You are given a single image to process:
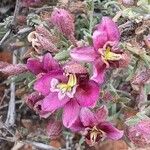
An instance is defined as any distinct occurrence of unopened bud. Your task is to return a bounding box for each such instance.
[64,61,87,74]
[121,0,137,7]
[51,8,77,46]
[47,121,62,139]
[0,63,27,75]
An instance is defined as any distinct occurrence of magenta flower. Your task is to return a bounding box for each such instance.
[34,62,100,128]
[70,17,129,83]
[27,53,61,75]
[70,106,123,145]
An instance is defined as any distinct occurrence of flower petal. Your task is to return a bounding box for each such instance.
[70,46,97,62]
[80,108,97,127]
[92,30,108,50]
[42,53,60,72]
[97,17,120,42]
[95,105,108,123]
[91,58,106,84]
[25,91,44,109]
[27,58,43,75]
[76,80,99,107]
[41,92,70,112]
[34,71,64,96]
[63,99,81,128]
[98,122,124,140]
[34,100,52,118]
[69,117,84,132]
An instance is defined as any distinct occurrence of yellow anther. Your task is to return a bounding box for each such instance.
[104,47,122,61]
[57,74,77,93]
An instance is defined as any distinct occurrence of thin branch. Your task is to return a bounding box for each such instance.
[0,0,20,46]
[25,141,59,150]
[0,89,10,106]
[12,0,21,25]
[0,100,22,110]
[5,50,17,127]
[0,30,11,46]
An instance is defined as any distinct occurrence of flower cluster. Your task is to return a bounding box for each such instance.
[25,8,129,145]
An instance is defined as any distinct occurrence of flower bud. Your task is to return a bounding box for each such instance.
[21,0,42,7]
[63,61,87,75]
[51,8,77,46]
[120,0,137,7]
[0,63,27,75]
[47,121,62,139]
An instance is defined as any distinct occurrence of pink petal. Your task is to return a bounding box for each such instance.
[34,100,52,118]
[41,92,70,112]
[80,108,97,127]
[98,122,124,140]
[25,91,44,109]
[91,59,106,84]
[34,71,63,96]
[95,105,108,123]
[63,99,81,128]
[70,46,98,62]
[42,53,60,72]
[92,30,108,50]
[69,117,84,132]
[27,58,43,75]
[76,80,99,107]
[97,17,120,42]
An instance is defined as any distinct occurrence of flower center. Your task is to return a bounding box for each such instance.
[89,126,105,144]
[50,74,78,100]
[103,47,122,61]
[56,74,77,93]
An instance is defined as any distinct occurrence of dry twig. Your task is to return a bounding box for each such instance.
[5,51,17,127]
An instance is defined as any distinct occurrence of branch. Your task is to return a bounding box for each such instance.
[5,50,17,127]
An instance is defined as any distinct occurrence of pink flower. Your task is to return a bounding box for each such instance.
[34,62,100,128]
[70,106,123,145]
[27,53,61,75]
[126,119,150,148]
[70,17,129,83]
[51,8,77,46]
